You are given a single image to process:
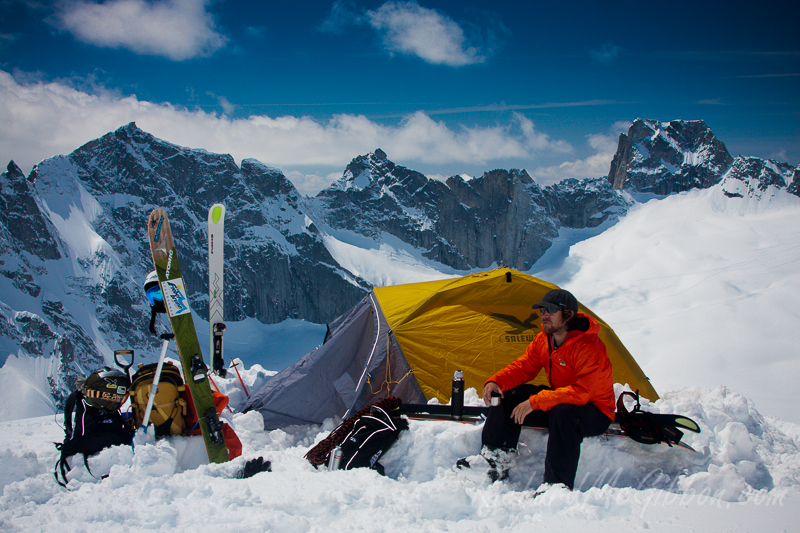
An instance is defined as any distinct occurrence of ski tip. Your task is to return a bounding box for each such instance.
[210,203,225,224]
[675,441,698,453]
[674,417,701,433]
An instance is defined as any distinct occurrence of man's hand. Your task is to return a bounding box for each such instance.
[511,399,533,424]
[482,382,503,406]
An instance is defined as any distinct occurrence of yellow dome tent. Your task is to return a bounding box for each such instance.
[245,268,657,429]
[374,268,657,404]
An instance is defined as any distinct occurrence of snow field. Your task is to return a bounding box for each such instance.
[1,377,798,532]
[544,186,800,424]
[1,170,798,530]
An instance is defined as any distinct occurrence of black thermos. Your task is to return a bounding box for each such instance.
[451,370,464,420]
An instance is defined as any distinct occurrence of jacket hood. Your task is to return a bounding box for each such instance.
[564,312,600,338]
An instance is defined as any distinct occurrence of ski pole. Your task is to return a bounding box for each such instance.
[230,358,249,398]
[141,333,174,430]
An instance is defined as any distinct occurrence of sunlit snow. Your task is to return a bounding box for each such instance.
[1,181,798,531]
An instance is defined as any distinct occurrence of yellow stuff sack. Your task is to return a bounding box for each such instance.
[130,361,187,436]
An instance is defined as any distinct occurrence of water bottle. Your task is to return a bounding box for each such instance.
[328,446,343,470]
[451,370,464,420]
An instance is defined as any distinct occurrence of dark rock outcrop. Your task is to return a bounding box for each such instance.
[608,119,734,194]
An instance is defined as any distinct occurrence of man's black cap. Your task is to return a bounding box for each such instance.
[532,289,579,313]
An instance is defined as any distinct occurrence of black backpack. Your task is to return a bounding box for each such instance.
[339,405,409,475]
[616,390,692,447]
[54,390,133,487]
[304,397,402,467]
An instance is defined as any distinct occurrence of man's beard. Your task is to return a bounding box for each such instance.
[542,320,566,336]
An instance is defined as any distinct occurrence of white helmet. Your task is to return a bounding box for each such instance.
[143,271,163,308]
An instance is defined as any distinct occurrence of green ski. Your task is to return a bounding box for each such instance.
[147,207,229,464]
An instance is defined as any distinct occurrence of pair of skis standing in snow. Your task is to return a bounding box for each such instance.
[135,204,239,463]
[57,206,248,486]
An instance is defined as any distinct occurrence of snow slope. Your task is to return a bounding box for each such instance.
[0,180,798,531]
[537,184,800,423]
[1,380,798,532]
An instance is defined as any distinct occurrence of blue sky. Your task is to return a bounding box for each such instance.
[1,0,798,194]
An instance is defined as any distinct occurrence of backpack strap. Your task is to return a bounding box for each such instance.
[149,306,159,335]
[55,390,83,486]
[54,447,106,488]
[54,453,70,488]
[339,405,408,473]
[54,397,133,487]
[63,390,82,441]
[615,390,639,419]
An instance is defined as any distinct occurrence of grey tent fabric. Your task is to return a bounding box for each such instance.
[243,293,426,430]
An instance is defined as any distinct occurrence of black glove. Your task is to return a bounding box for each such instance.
[237,456,272,479]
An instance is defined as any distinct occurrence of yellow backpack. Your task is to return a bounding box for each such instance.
[130,361,188,436]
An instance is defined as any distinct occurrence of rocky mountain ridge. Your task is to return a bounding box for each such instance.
[608,119,735,194]
[0,119,797,410]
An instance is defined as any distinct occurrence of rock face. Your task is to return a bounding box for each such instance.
[1,161,62,262]
[1,120,796,411]
[789,168,800,197]
[718,156,800,201]
[608,119,735,194]
[0,123,371,405]
[62,124,371,324]
[318,153,627,271]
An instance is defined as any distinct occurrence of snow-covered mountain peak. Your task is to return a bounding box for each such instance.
[715,155,800,209]
[3,160,25,181]
[609,118,735,194]
[332,148,428,194]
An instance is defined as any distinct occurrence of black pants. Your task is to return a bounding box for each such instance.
[482,384,612,489]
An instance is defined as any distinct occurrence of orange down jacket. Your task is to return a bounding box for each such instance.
[486,313,616,421]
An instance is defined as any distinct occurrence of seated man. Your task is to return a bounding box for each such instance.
[461,289,615,490]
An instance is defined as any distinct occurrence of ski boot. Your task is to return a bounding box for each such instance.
[455,446,515,482]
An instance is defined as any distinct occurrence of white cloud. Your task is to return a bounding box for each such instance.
[285,170,343,194]
[532,129,624,184]
[516,114,573,153]
[54,0,228,61]
[206,92,235,116]
[611,120,632,135]
[243,26,267,39]
[770,148,788,162]
[0,33,18,55]
[319,1,508,67]
[698,98,725,105]
[366,1,484,66]
[0,70,573,195]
